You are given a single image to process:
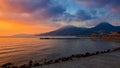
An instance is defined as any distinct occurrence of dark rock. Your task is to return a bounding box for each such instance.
[33,63,42,67]
[1,62,13,68]
[19,64,27,68]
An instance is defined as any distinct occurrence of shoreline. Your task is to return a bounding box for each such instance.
[35,48,120,68]
[1,47,120,68]
[40,37,120,40]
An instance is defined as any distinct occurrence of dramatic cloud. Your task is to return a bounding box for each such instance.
[0,0,120,27]
[0,0,52,12]
[76,0,120,13]
[0,0,67,23]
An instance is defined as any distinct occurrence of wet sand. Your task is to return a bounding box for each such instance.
[34,49,120,68]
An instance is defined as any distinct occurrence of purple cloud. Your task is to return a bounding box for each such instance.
[76,0,120,13]
[2,0,51,13]
[0,0,119,27]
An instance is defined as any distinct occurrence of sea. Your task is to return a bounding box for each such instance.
[0,37,120,66]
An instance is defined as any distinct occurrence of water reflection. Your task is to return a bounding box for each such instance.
[0,38,120,65]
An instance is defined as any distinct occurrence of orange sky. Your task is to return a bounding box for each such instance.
[0,1,59,36]
[0,0,120,36]
[0,19,57,36]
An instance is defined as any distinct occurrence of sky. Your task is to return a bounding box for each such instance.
[0,0,120,36]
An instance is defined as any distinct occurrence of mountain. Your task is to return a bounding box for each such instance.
[38,26,88,36]
[13,34,34,37]
[37,22,120,36]
[89,22,120,34]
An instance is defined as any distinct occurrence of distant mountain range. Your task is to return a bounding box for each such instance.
[37,22,120,36]
[13,34,34,37]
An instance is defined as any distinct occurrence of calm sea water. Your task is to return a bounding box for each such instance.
[0,37,120,65]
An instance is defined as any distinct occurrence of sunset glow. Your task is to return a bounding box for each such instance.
[0,20,57,36]
[0,0,120,67]
[0,0,120,36]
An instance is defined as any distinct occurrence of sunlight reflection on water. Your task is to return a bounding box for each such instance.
[0,37,120,65]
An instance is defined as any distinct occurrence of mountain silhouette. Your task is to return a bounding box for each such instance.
[90,22,120,34]
[38,25,88,36]
[37,22,120,36]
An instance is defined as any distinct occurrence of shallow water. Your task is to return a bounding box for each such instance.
[0,37,120,65]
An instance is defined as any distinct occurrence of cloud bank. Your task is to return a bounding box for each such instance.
[0,0,120,27]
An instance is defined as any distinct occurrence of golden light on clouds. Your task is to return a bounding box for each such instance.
[0,0,118,36]
[0,1,59,36]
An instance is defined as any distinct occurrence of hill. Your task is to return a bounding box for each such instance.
[37,22,120,36]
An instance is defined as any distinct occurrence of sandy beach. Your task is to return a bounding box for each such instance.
[34,49,120,68]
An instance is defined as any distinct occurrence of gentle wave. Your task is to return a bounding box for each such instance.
[0,38,120,65]
[0,49,25,55]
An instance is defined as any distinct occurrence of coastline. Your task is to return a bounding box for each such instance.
[34,48,120,68]
[1,47,120,68]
